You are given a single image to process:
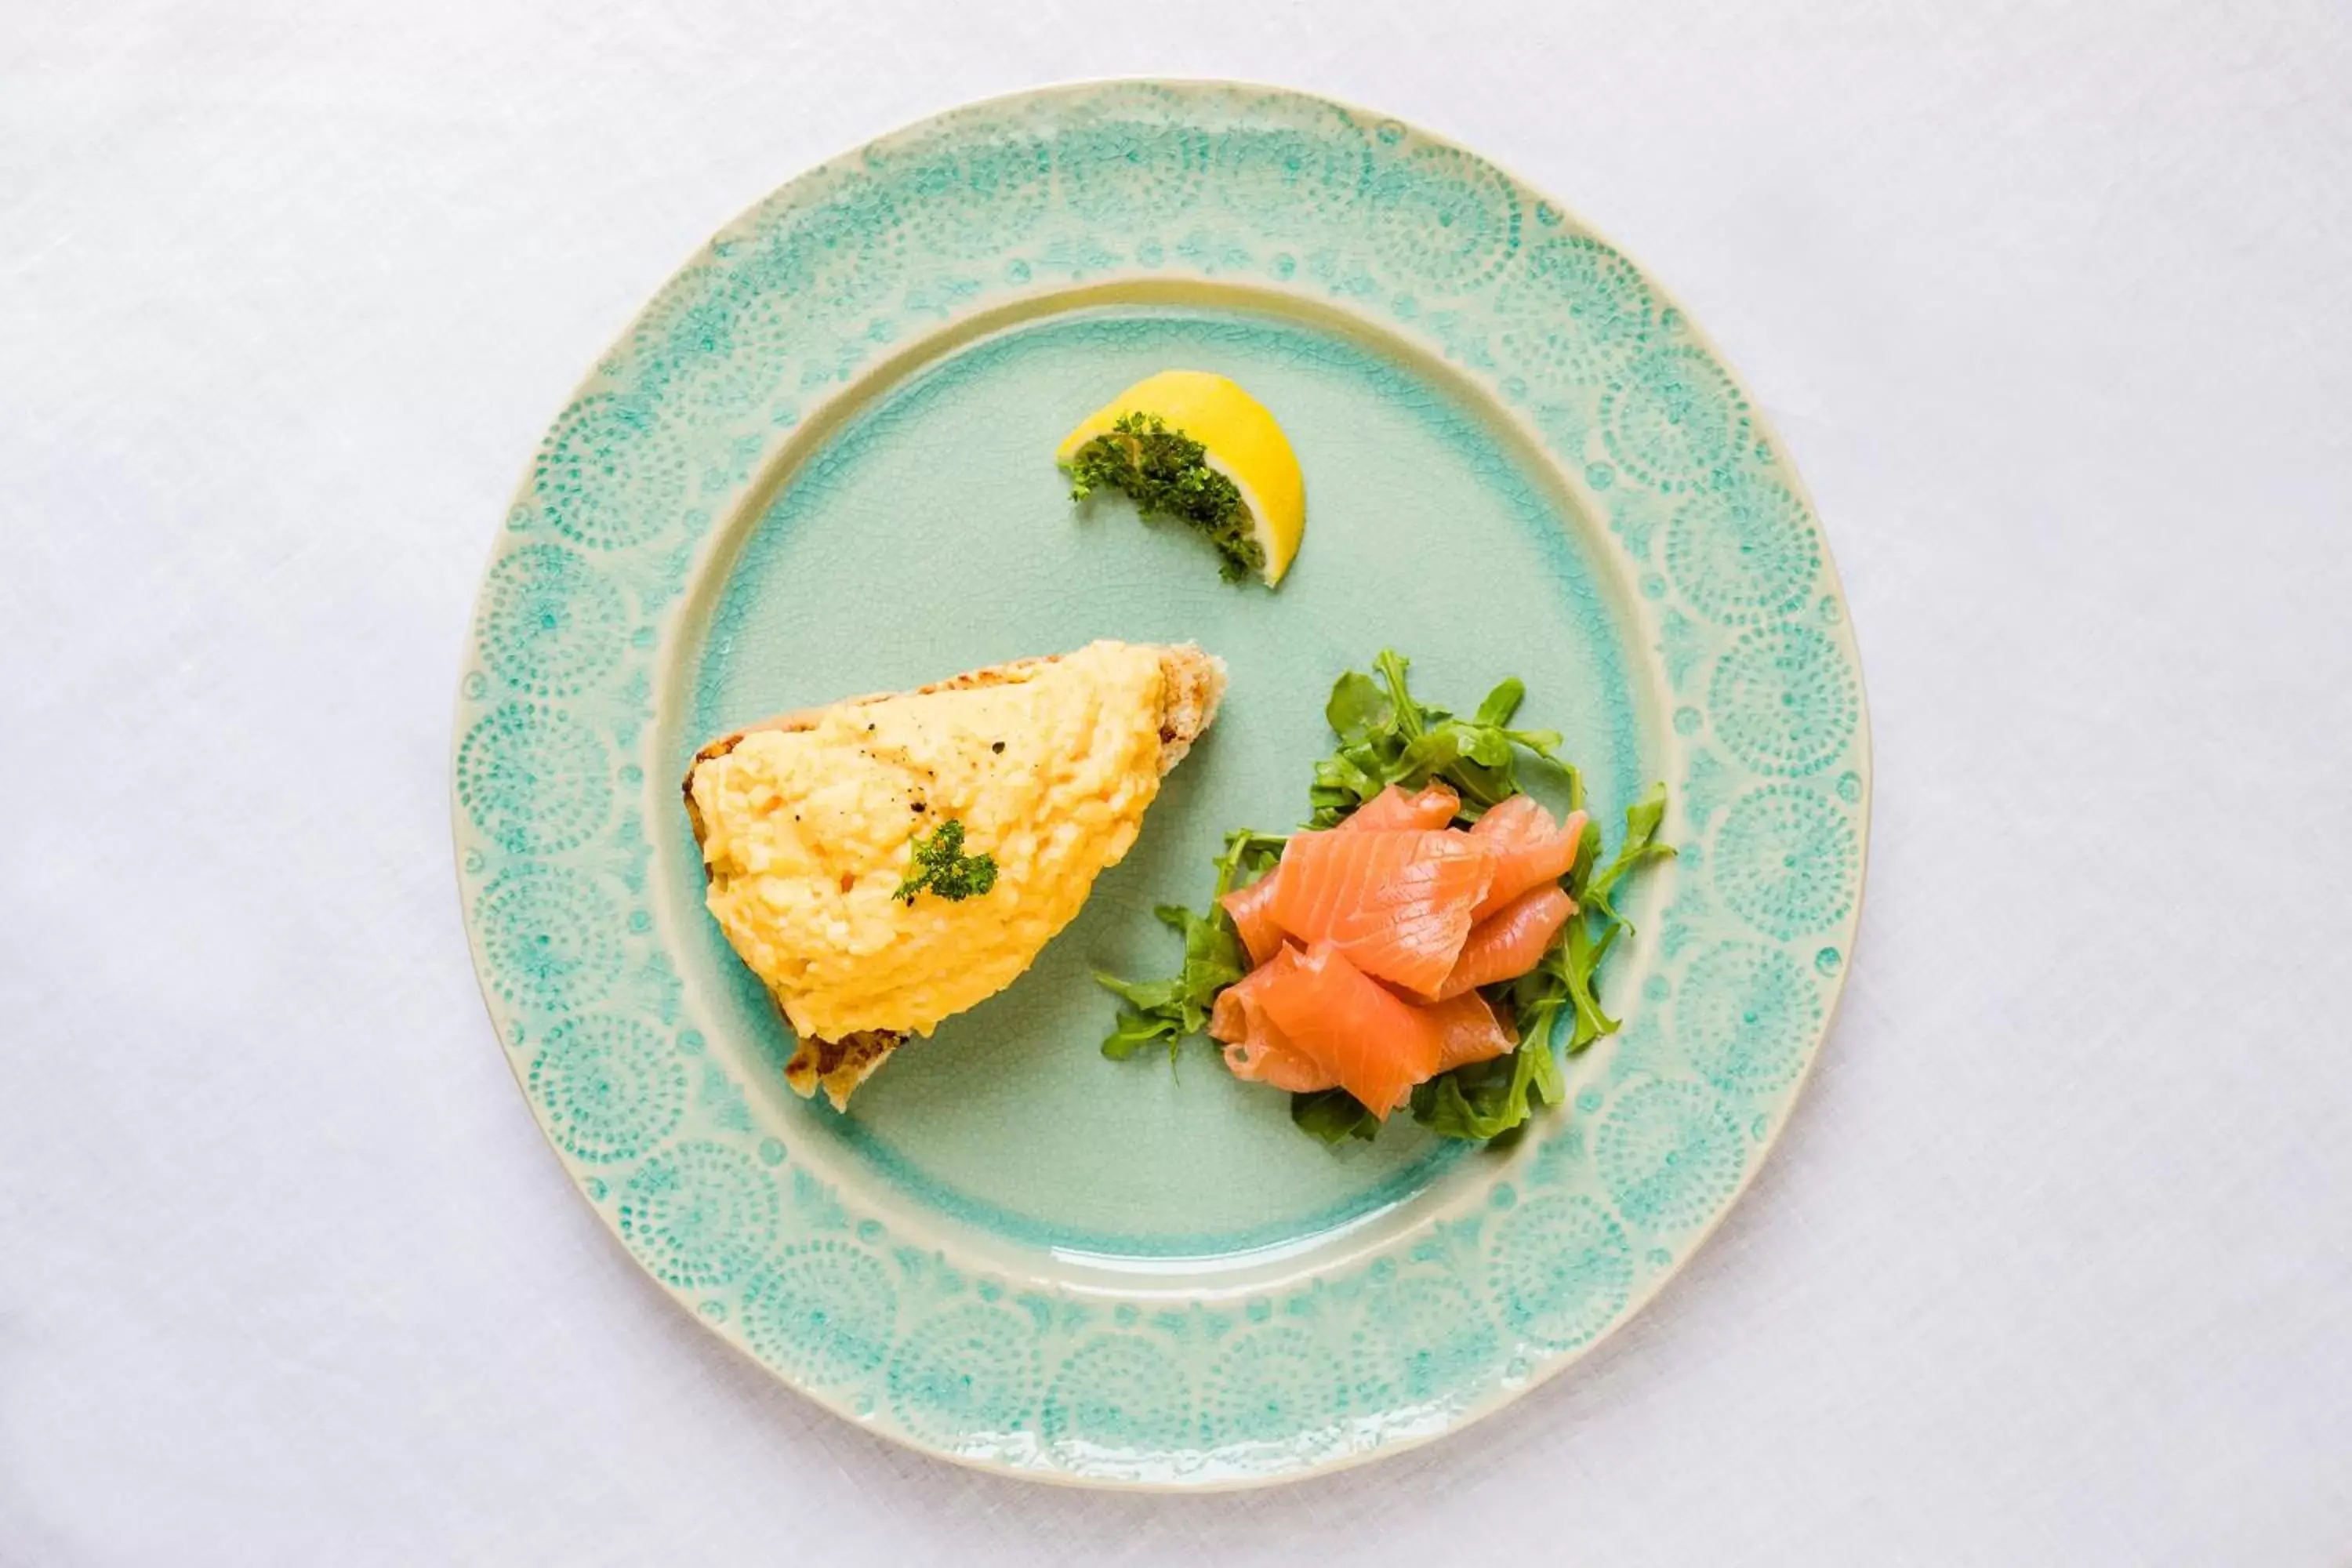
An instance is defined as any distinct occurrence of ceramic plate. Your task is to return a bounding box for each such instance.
[452,81,1868,1489]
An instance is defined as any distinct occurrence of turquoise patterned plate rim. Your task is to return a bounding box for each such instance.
[452,79,1870,1490]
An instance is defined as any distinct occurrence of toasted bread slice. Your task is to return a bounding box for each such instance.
[684,642,1225,1109]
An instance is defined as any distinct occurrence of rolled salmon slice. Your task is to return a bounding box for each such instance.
[1469,795,1587,920]
[1251,942,1445,1118]
[1214,950,1517,1107]
[1210,948,1336,1092]
[1269,829,1497,996]
[1436,884,1577,999]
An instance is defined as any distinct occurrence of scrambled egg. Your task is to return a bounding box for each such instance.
[688,641,1169,1041]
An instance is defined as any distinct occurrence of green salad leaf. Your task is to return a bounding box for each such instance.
[1094,829,1284,1064]
[1308,650,1578,826]
[1096,651,1674,1145]
[1290,1087,1381,1143]
[1409,1038,1564,1142]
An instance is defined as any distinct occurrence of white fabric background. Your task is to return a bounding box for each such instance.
[5,2,2349,1562]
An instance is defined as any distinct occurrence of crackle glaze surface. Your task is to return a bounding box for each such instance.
[453,82,1868,1488]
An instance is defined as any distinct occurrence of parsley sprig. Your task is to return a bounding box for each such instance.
[1065,412,1265,583]
[895,819,997,905]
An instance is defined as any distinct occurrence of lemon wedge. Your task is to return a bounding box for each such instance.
[1055,370,1305,586]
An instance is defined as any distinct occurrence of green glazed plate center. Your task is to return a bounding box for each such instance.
[673,292,1653,1261]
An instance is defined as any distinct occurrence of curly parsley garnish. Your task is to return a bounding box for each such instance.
[1065,412,1265,583]
[895,818,997,905]
[1096,650,1674,1147]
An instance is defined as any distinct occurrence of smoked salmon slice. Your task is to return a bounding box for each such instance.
[1468,795,1587,920]
[1219,783,1462,966]
[1421,988,1518,1069]
[1341,780,1461,833]
[1437,884,1577,999]
[1251,942,1444,1117]
[1221,872,1287,968]
[1210,949,1334,1092]
[1214,952,1516,1095]
[1269,829,1497,996]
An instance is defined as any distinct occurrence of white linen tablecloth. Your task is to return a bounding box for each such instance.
[5,2,2348,1561]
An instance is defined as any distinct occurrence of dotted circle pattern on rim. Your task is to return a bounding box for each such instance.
[1489,1194,1635,1352]
[473,864,625,1016]
[1596,1081,1749,1235]
[1366,143,1522,295]
[1200,1325,1354,1453]
[474,543,630,698]
[1042,1334,1196,1457]
[1210,96,1373,238]
[1714,785,1863,940]
[1664,470,1821,625]
[741,1243,899,1390]
[1708,625,1863,777]
[1365,1274,1501,1410]
[615,1142,782,1292]
[887,1304,1041,1452]
[1055,87,1210,225]
[1602,345,1752,494]
[887,117,1055,262]
[1677,942,1826,1098]
[528,1014,689,1164]
[630,264,798,420]
[1494,234,1656,390]
[529,393,690,552]
[455,702,613,856]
